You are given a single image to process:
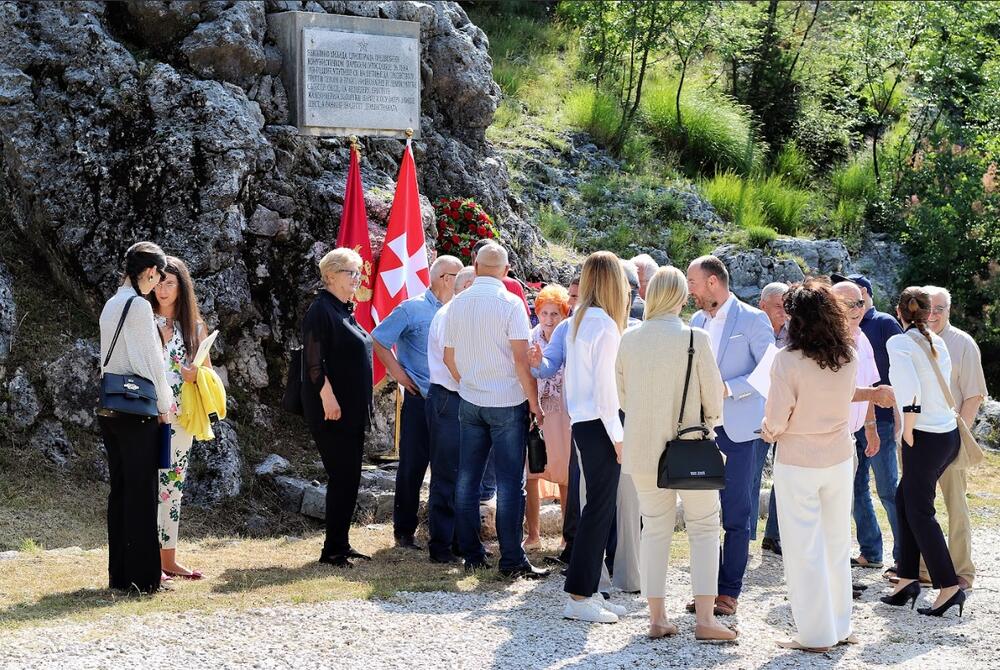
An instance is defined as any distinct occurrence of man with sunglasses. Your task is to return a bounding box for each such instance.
[832,273,902,577]
[373,254,464,552]
[919,286,988,591]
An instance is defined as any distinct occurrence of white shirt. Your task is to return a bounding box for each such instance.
[887,330,958,433]
[427,301,459,393]
[564,307,624,442]
[849,330,880,433]
[705,293,736,357]
[443,276,531,407]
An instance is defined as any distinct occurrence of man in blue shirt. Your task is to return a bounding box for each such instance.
[373,255,464,550]
[833,272,902,574]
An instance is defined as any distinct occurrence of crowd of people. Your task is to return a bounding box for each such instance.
[97,237,988,652]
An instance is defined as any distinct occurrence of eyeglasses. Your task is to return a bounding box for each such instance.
[930,306,949,314]
[442,272,459,279]
[338,270,362,279]
[842,299,865,310]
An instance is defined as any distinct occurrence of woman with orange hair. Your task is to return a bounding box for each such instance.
[524,284,573,550]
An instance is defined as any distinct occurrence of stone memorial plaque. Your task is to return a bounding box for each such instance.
[268,12,421,138]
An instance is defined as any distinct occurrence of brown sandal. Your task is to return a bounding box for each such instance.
[777,638,831,653]
[713,595,738,616]
[695,623,739,643]
[647,622,679,639]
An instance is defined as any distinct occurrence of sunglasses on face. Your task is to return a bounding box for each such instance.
[842,299,865,310]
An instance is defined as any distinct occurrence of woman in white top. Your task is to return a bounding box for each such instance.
[880,287,965,617]
[98,241,173,594]
[561,251,630,624]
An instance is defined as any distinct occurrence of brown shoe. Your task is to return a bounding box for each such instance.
[714,595,738,616]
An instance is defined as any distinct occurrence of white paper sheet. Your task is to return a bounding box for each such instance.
[192,330,219,367]
[746,343,780,398]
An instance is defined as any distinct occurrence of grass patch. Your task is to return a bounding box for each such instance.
[564,86,620,147]
[700,172,813,236]
[772,141,811,186]
[643,77,764,176]
[745,224,779,248]
[537,205,573,243]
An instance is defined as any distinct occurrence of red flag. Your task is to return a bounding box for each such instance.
[336,144,381,382]
[371,139,430,346]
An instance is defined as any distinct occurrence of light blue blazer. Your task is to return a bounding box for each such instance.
[691,297,775,443]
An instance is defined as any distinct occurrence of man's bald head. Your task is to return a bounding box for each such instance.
[832,281,864,332]
[474,243,509,278]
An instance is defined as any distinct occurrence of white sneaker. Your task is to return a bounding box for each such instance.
[598,596,628,617]
[563,596,619,623]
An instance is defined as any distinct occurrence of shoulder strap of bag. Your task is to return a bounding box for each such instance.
[676,328,695,428]
[103,295,139,370]
[906,330,959,412]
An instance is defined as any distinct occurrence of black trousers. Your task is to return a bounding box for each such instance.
[564,419,620,597]
[99,414,162,593]
[314,422,365,558]
[897,428,960,588]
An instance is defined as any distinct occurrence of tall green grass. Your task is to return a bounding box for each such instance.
[701,172,812,235]
[564,86,620,147]
[643,77,765,176]
[773,141,811,186]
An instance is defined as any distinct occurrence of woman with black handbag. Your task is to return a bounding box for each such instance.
[615,266,734,642]
[97,241,173,594]
[761,280,858,652]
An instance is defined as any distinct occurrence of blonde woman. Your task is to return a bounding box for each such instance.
[301,247,374,568]
[525,284,572,550]
[616,267,736,641]
[562,251,630,623]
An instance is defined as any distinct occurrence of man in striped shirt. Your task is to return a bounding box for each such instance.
[444,243,548,579]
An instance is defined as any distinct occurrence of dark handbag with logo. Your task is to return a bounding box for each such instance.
[282,346,304,416]
[657,329,726,491]
[99,296,159,417]
[527,421,547,474]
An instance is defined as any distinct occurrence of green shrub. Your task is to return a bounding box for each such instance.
[493,98,521,129]
[773,141,811,186]
[564,86,619,146]
[621,131,653,171]
[643,78,764,176]
[745,224,778,248]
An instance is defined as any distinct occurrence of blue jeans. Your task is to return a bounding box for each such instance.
[425,385,461,560]
[455,400,529,570]
[750,439,779,541]
[717,427,755,599]
[853,418,900,565]
[393,390,430,540]
[480,451,497,501]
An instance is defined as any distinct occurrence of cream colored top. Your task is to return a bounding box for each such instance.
[762,347,858,468]
[615,314,724,476]
[940,325,989,407]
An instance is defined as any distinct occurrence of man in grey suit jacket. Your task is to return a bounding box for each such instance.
[687,256,775,615]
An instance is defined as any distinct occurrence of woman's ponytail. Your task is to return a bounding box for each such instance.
[899,288,936,358]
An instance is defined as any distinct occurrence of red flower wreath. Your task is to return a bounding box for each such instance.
[433,197,499,257]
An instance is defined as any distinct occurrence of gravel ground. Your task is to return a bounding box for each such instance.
[2,527,998,670]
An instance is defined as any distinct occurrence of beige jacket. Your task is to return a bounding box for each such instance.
[616,314,724,476]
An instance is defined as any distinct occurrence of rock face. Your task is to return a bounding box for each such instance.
[0,1,547,497]
[29,420,74,468]
[974,399,1000,452]
[7,367,40,429]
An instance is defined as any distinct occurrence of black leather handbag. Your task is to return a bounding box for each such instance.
[527,421,547,474]
[657,329,726,491]
[281,346,304,416]
[99,296,159,417]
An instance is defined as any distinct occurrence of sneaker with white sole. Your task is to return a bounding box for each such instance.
[563,596,619,623]
[599,597,627,617]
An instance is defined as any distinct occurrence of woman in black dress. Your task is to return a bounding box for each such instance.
[301,247,374,568]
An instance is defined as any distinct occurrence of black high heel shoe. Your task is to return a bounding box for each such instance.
[917,588,966,617]
[880,580,920,609]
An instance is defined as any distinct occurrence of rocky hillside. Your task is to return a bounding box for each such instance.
[0,0,562,536]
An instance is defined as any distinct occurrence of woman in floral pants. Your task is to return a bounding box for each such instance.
[150,256,210,580]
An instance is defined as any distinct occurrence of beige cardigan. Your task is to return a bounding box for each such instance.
[615,314,724,476]
[761,348,858,468]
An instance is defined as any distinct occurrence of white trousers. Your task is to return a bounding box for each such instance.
[632,473,721,598]
[613,472,641,592]
[774,457,854,648]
